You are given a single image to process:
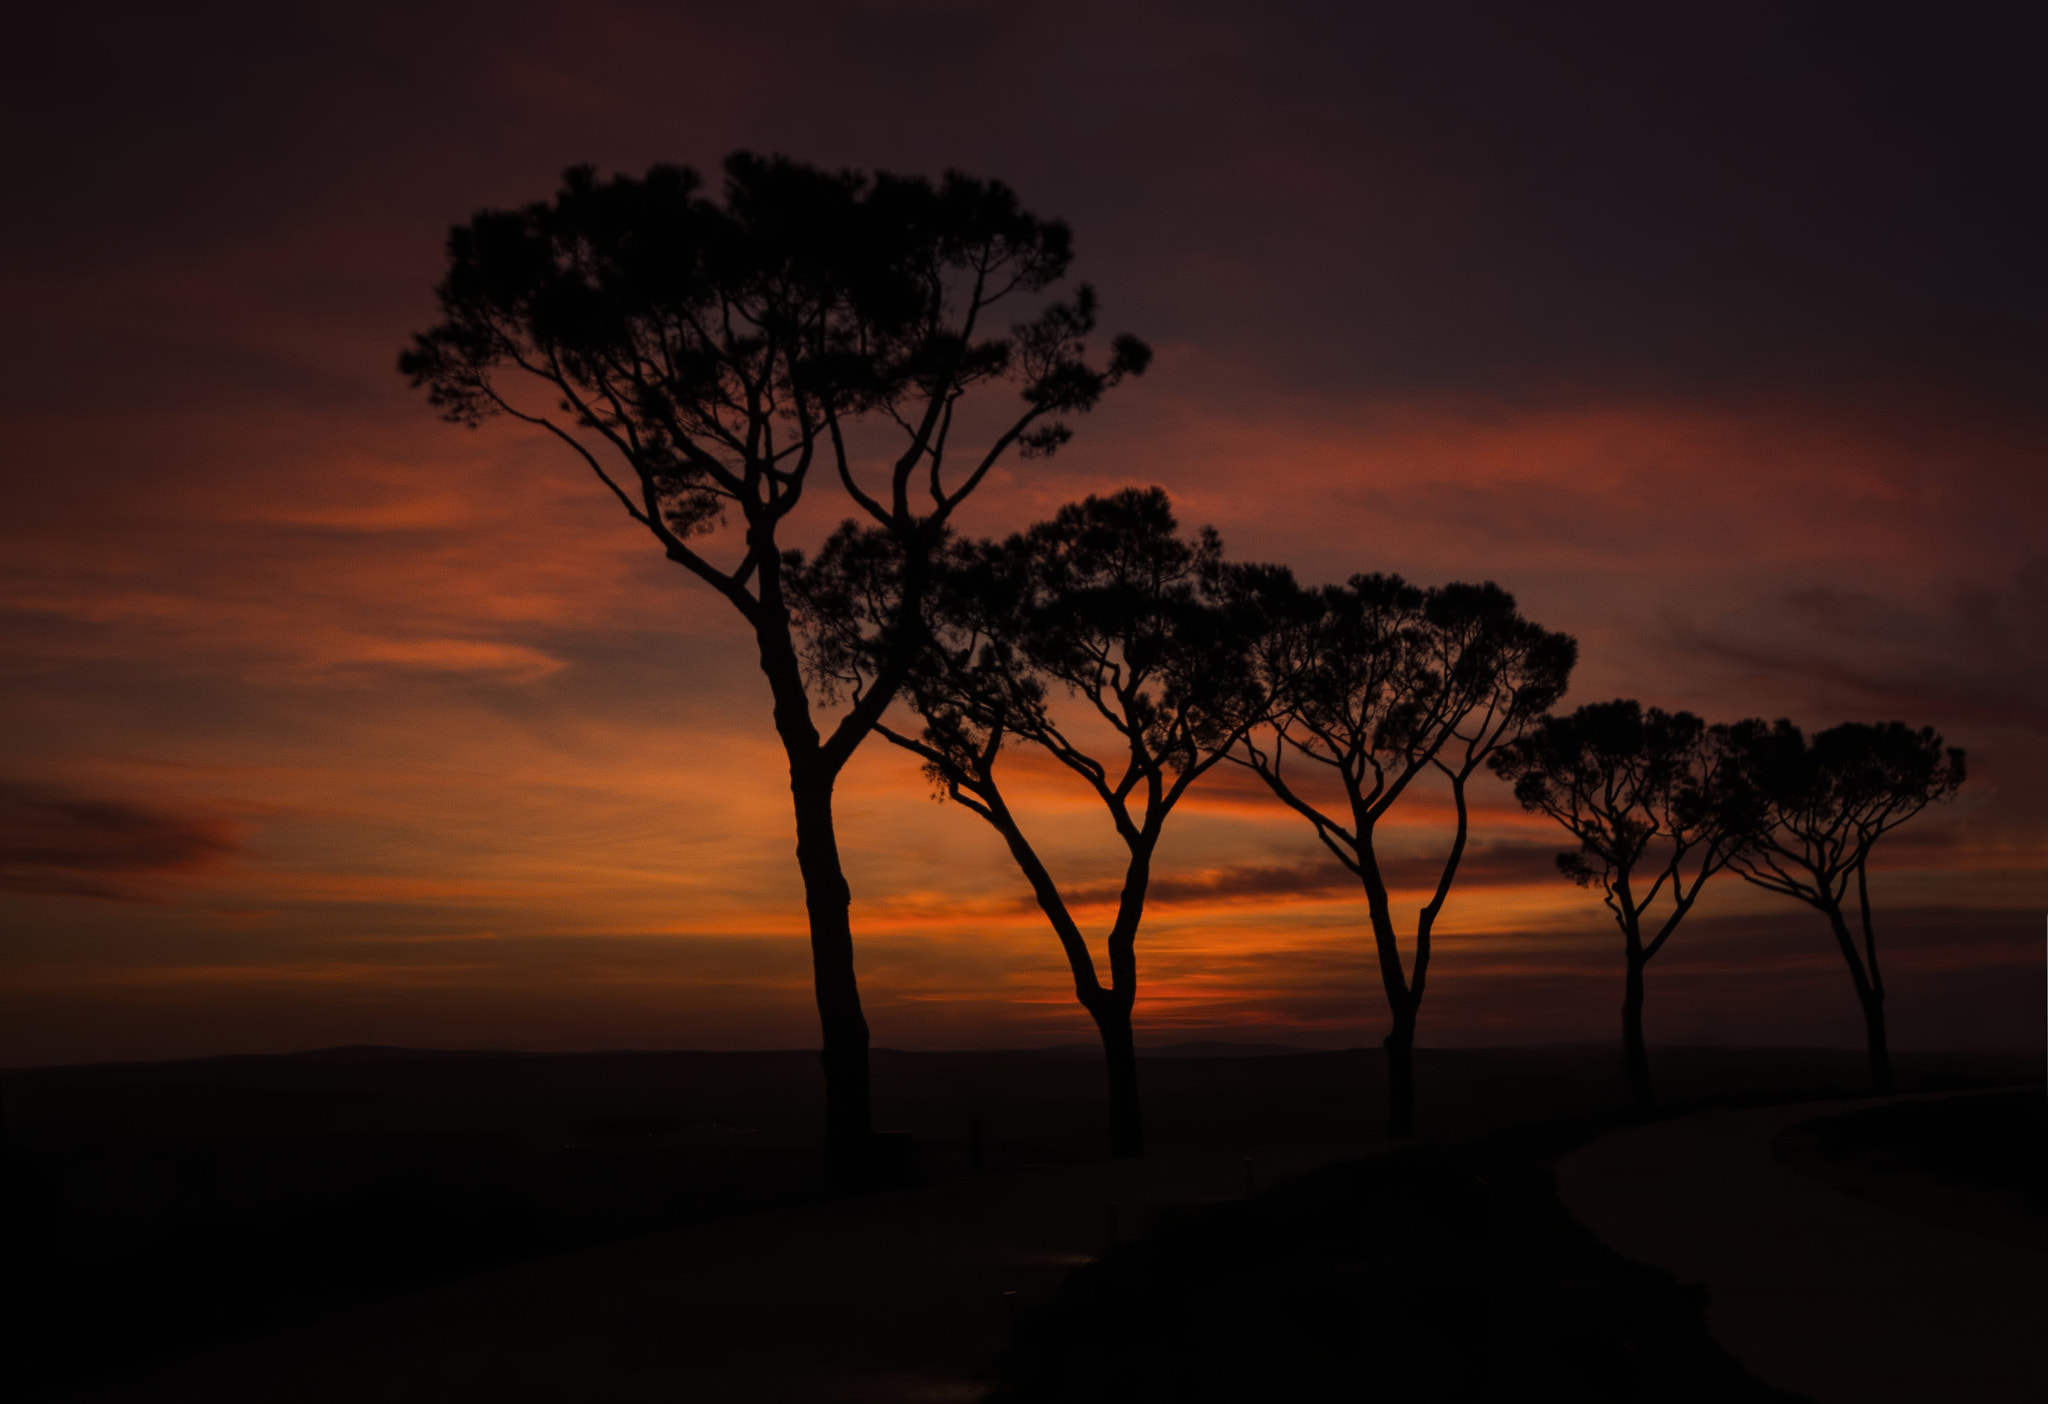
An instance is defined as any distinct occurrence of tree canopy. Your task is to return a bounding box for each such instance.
[1732,721,1966,908]
[1493,702,1763,930]
[401,154,1148,626]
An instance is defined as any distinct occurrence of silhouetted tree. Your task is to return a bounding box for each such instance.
[1730,721,1965,1092]
[1491,702,1765,1110]
[401,155,1147,1185]
[1238,577,1575,1137]
[795,489,1306,1157]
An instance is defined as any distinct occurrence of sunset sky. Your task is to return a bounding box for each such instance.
[4,1,2042,1065]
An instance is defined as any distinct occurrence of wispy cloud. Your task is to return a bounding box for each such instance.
[1665,554,2048,733]
[1050,842,1566,911]
[0,783,240,901]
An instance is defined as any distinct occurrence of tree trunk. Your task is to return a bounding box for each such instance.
[976,795,1149,1161]
[1853,864,1892,1094]
[1820,902,1889,1098]
[1385,1005,1417,1138]
[790,769,872,1188]
[1862,989,1892,1094]
[1355,852,1419,1139]
[1621,953,1652,1112]
[1091,1002,1144,1158]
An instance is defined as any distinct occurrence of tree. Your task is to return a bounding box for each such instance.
[1238,577,1575,1137]
[1729,720,1965,1092]
[1491,702,1764,1110]
[795,489,1305,1157]
[400,155,1148,1186]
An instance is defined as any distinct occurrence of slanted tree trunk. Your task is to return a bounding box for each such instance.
[1621,948,1652,1111]
[976,796,1153,1161]
[1091,851,1150,1160]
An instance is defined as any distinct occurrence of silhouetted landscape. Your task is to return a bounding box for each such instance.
[5,1044,2039,1400]
[6,4,2044,1401]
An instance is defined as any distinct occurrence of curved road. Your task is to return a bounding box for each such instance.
[1557,1097,2047,1404]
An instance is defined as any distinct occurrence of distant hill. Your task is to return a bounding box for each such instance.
[1140,1041,1322,1058]
[1000,1040,1322,1060]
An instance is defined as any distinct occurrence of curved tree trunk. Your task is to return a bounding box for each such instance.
[790,768,872,1189]
[1621,952,1652,1111]
[975,793,1151,1161]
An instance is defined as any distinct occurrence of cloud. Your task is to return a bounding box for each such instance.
[1667,554,2048,734]
[0,784,240,901]
[1051,842,1566,911]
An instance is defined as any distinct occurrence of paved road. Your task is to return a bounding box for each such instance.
[1557,1097,2048,1404]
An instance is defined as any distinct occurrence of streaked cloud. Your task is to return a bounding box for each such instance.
[0,784,240,901]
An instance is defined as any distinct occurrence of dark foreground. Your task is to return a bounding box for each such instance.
[1772,1089,2048,1250]
[998,1120,1798,1403]
[2,1044,2033,1401]
[1561,1093,2047,1403]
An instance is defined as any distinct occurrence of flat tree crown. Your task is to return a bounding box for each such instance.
[400,153,1151,550]
[1732,719,1966,888]
[1280,575,1576,772]
[792,488,1294,796]
[1490,701,1767,889]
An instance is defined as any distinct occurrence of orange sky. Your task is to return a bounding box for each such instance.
[4,2,2043,1064]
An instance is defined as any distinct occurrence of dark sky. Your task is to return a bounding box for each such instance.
[3,1,2042,1063]
[10,2,2043,401]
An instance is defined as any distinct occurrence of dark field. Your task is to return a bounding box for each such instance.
[2,1044,2034,1401]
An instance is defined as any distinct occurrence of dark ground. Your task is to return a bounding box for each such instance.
[1771,1088,2048,1251]
[995,1122,1800,1403]
[1560,1093,2048,1403]
[1,1044,2033,1401]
